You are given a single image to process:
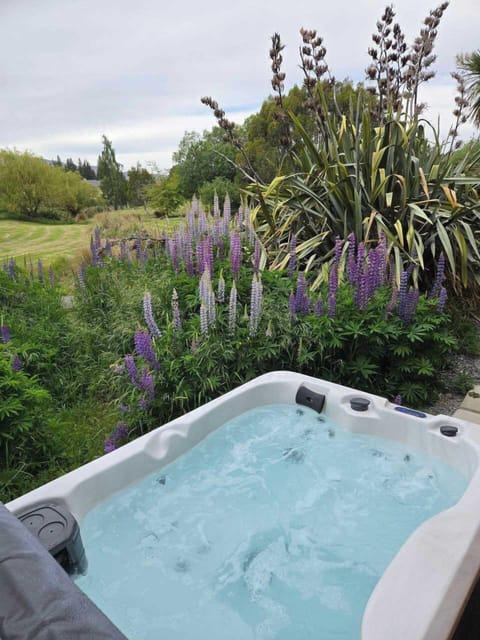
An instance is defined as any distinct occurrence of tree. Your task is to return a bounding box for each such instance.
[127,164,155,207]
[457,50,480,127]
[64,157,77,172]
[97,135,127,209]
[57,171,103,215]
[78,160,96,180]
[173,128,237,199]
[147,169,185,214]
[0,151,61,217]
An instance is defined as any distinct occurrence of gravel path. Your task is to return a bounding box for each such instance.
[426,319,480,416]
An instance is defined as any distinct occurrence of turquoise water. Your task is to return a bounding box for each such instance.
[75,404,467,639]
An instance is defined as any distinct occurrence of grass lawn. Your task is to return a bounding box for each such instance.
[0,208,181,266]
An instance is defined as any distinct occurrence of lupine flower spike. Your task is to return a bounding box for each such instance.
[143,292,162,338]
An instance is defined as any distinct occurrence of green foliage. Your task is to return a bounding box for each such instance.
[58,171,103,215]
[200,8,480,292]
[173,128,237,198]
[199,177,240,210]
[147,170,186,214]
[0,150,62,217]
[251,107,480,290]
[457,50,480,127]
[97,135,128,209]
[0,150,101,218]
[127,164,155,207]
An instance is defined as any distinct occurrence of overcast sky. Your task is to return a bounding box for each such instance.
[0,0,478,171]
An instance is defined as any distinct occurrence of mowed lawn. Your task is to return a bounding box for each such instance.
[0,209,180,265]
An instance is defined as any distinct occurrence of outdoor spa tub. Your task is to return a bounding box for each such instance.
[5,371,480,639]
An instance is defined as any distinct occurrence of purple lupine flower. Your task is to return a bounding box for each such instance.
[125,354,139,387]
[114,422,129,439]
[118,404,130,412]
[228,282,237,334]
[199,268,211,305]
[134,330,160,369]
[172,288,182,330]
[430,253,446,298]
[195,238,204,275]
[327,293,337,318]
[358,271,369,311]
[377,233,387,286]
[437,287,447,312]
[230,232,241,278]
[393,394,402,405]
[49,265,55,285]
[386,287,399,313]
[353,242,365,307]
[334,235,342,267]
[295,272,307,312]
[139,366,154,402]
[328,266,338,318]
[198,206,208,235]
[77,262,86,290]
[3,259,16,280]
[143,292,162,338]
[404,289,420,323]
[37,259,44,283]
[1,325,11,344]
[204,235,214,278]
[253,238,262,275]
[288,234,297,277]
[249,275,263,336]
[223,194,231,236]
[398,271,409,321]
[169,236,179,272]
[315,298,324,316]
[346,233,357,284]
[184,230,194,276]
[12,354,22,372]
[217,273,225,302]
[207,287,216,327]
[94,226,102,251]
[289,292,296,322]
[300,296,311,316]
[90,236,98,266]
[104,438,116,453]
[200,303,209,335]
[105,238,112,257]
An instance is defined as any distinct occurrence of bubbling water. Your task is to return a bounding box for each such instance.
[76,404,467,639]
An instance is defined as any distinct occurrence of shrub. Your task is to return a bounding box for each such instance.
[202,5,480,292]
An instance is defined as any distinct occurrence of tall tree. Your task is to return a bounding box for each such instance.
[172,128,237,199]
[79,160,96,180]
[457,50,480,127]
[97,135,127,209]
[127,163,155,207]
[64,157,77,172]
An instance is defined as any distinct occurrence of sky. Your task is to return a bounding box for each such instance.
[0,0,478,171]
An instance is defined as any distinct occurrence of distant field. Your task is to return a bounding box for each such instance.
[0,209,180,265]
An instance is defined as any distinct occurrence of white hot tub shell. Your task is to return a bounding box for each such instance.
[6,371,480,640]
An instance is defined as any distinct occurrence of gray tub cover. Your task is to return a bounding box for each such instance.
[0,503,127,640]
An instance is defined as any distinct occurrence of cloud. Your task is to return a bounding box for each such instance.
[0,0,477,169]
